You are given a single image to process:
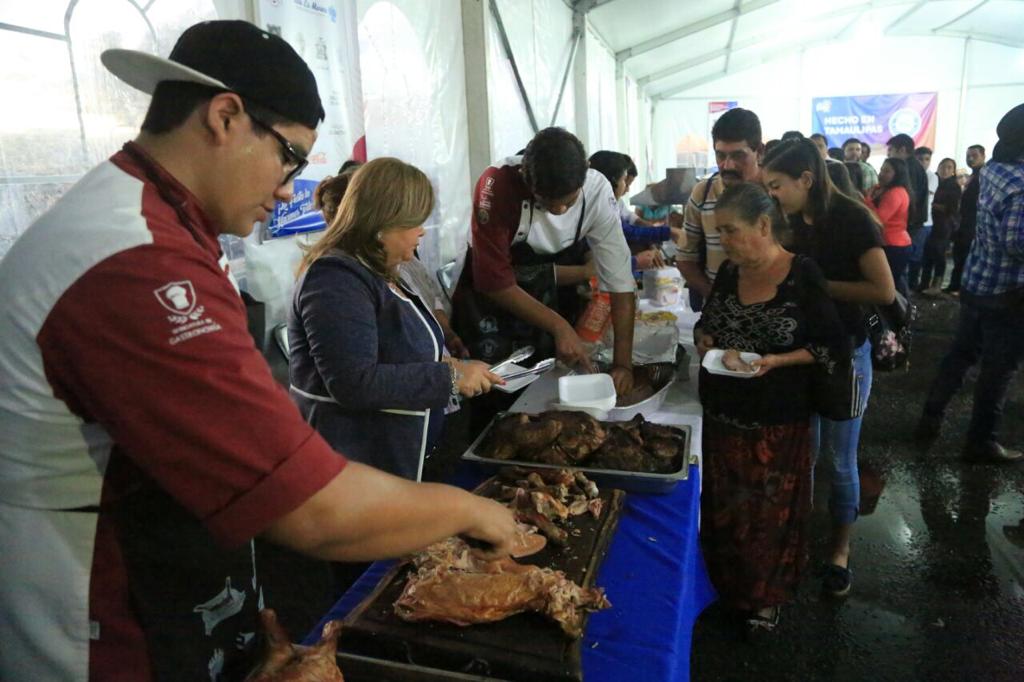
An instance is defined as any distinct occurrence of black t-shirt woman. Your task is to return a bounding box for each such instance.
[761,138,896,599]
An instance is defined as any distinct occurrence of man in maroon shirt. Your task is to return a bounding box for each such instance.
[0,21,515,681]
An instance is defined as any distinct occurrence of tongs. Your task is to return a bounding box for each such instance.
[489,345,535,374]
[496,357,556,381]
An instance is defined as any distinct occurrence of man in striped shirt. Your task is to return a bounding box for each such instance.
[916,103,1024,463]
[675,108,764,311]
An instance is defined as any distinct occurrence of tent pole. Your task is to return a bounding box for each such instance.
[488,0,540,134]
[955,37,971,159]
[551,26,582,127]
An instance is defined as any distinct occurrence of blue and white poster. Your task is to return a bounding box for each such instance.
[256,0,365,239]
[812,92,937,151]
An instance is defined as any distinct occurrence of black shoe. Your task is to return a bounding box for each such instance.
[962,442,1024,463]
[914,413,942,443]
[820,563,852,597]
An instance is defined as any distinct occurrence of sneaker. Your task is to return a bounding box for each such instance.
[821,563,852,597]
[962,442,1024,463]
[914,413,942,443]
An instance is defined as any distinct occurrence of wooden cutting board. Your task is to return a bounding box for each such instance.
[337,481,626,682]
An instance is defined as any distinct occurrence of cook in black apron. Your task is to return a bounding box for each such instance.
[452,196,589,365]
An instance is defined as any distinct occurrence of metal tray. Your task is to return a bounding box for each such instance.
[461,412,690,494]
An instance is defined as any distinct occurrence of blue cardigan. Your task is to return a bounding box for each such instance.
[288,252,450,480]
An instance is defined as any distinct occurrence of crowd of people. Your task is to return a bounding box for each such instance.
[0,19,1021,680]
[682,106,1024,637]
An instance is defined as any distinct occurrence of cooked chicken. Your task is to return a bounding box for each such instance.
[395,564,609,638]
[616,383,654,407]
[589,426,648,471]
[644,438,679,473]
[546,411,606,461]
[574,472,600,499]
[510,529,548,558]
[245,610,344,682]
[722,348,756,373]
[486,413,563,460]
[515,509,568,546]
[532,444,573,466]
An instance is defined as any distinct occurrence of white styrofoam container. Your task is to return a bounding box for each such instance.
[557,374,617,410]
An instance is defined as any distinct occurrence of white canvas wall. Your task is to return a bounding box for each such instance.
[485,0,577,159]
[357,0,472,275]
[585,25,619,155]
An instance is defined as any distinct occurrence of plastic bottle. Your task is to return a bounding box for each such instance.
[575,277,612,342]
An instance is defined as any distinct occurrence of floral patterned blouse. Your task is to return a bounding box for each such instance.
[697,255,846,429]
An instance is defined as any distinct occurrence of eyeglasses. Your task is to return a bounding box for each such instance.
[248,111,309,185]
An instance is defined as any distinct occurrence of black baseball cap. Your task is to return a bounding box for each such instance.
[101,20,325,129]
[993,103,1024,163]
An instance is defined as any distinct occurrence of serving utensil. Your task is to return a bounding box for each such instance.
[489,345,535,374]
[497,357,555,381]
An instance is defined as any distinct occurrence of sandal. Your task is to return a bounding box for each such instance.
[744,606,780,639]
[821,563,853,597]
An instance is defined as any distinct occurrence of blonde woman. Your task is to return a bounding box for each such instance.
[289,158,502,480]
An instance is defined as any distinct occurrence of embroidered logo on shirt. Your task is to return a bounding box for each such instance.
[477,208,490,224]
[154,280,222,344]
[154,280,198,316]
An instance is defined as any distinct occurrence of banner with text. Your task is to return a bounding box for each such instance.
[812,92,937,152]
[256,0,364,239]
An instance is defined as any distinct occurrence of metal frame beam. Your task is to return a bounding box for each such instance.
[931,29,1024,49]
[637,47,731,87]
[884,0,929,33]
[615,0,779,63]
[722,0,742,73]
[651,9,864,100]
[0,22,66,41]
[573,0,628,13]
[933,0,990,32]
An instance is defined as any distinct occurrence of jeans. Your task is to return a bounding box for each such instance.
[883,244,912,299]
[688,287,704,313]
[811,340,873,525]
[907,224,930,290]
[920,234,950,289]
[947,235,973,291]
[923,299,1024,447]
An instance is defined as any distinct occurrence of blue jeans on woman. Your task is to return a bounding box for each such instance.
[883,244,912,299]
[810,339,873,525]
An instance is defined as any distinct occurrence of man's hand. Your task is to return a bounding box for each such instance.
[634,249,666,270]
[462,496,518,560]
[445,332,470,359]
[610,365,634,396]
[554,324,596,372]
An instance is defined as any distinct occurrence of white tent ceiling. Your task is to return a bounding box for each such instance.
[578,0,1024,99]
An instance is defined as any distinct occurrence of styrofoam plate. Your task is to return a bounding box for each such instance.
[701,349,762,378]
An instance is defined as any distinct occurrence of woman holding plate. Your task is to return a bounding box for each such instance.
[694,182,845,636]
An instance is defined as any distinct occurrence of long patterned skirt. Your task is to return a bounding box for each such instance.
[700,416,813,611]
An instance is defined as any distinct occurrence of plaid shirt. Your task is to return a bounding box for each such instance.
[963,161,1024,297]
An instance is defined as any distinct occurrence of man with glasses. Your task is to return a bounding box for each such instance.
[676,107,764,311]
[0,20,516,681]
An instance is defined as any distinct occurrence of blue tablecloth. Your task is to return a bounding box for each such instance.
[306,464,716,681]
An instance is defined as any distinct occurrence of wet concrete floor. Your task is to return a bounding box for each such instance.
[691,293,1024,682]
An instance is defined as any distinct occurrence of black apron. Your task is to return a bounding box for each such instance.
[452,196,588,364]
